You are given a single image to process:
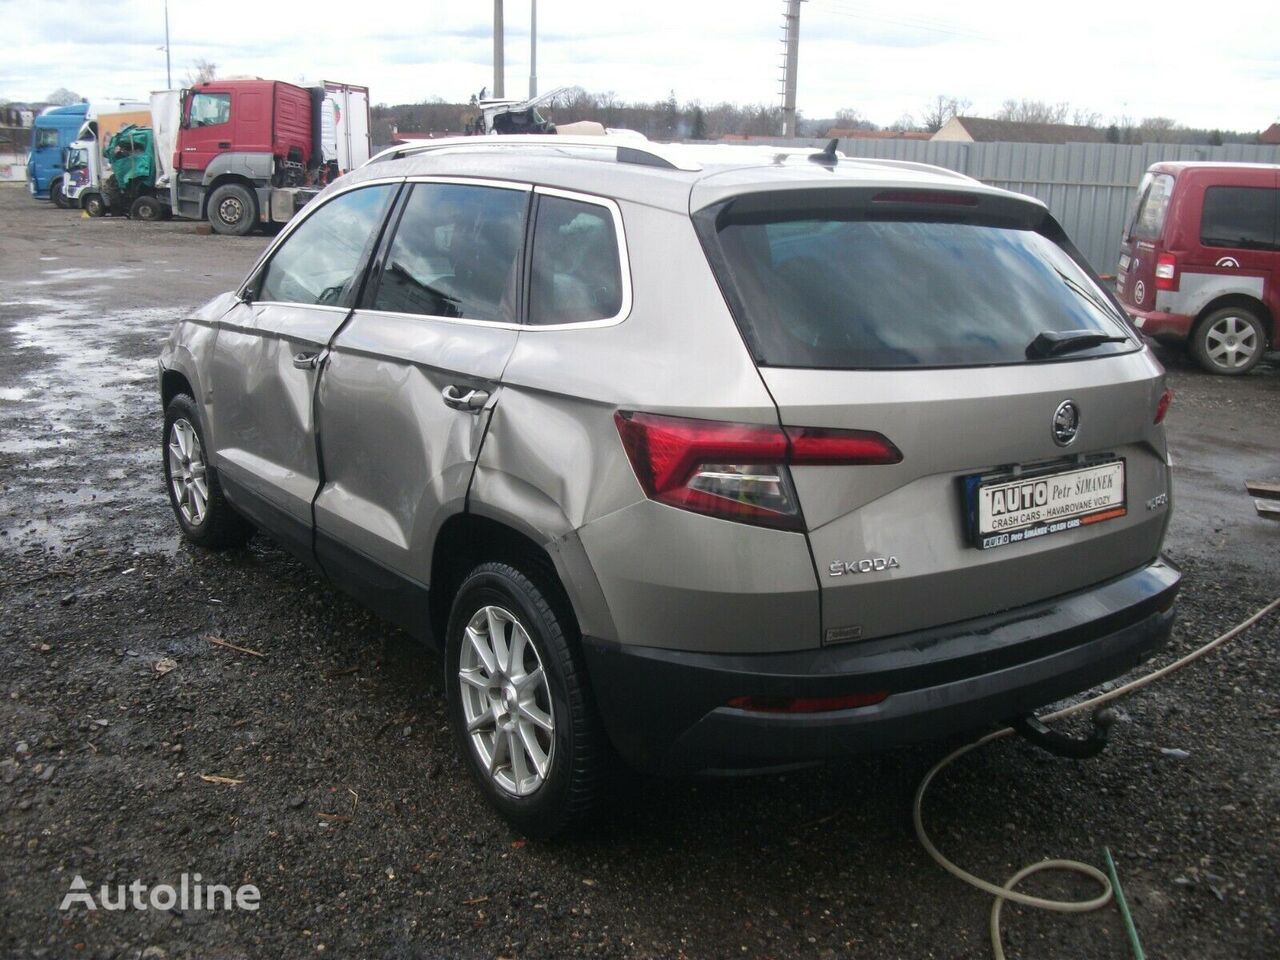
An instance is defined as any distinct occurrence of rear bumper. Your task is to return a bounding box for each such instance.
[1126,306,1193,340]
[582,558,1179,774]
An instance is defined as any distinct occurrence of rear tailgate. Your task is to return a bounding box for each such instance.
[694,182,1172,644]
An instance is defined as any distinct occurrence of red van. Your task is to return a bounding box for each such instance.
[1117,162,1280,374]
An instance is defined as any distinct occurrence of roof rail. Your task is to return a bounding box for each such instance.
[365,134,703,172]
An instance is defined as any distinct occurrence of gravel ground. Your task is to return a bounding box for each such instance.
[1,184,1278,960]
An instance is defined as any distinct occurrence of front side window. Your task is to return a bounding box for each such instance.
[258,185,395,306]
[189,93,231,128]
[528,194,624,325]
[1131,173,1175,242]
[35,128,59,149]
[709,211,1133,369]
[371,182,527,323]
[1200,186,1278,251]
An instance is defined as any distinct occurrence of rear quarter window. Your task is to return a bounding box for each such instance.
[1131,173,1175,242]
[1200,186,1279,251]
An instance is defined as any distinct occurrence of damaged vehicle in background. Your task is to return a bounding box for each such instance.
[157,135,1179,836]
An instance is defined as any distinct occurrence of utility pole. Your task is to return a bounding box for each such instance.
[164,0,172,89]
[780,0,803,137]
[529,0,537,99]
[493,0,505,99]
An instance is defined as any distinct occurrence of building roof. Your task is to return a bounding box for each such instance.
[935,116,1108,144]
[825,128,930,141]
[1259,123,1280,145]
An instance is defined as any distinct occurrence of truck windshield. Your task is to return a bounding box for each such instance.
[705,210,1134,370]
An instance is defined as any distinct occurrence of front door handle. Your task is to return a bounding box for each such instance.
[218,141,231,149]
[293,351,323,370]
[441,384,490,412]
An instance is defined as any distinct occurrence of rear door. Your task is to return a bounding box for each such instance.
[700,189,1171,643]
[1117,170,1175,313]
[312,177,529,591]
[207,181,399,543]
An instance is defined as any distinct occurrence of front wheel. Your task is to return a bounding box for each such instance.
[446,562,607,837]
[207,183,257,236]
[83,193,106,217]
[129,194,164,222]
[162,394,252,549]
[49,177,69,209]
[1191,306,1267,375]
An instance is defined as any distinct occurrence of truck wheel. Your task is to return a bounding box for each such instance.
[1191,306,1267,375]
[445,562,608,838]
[208,183,257,236]
[49,178,69,209]
[83,194,106,217]
[129,195,163,222]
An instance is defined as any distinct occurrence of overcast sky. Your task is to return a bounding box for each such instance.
[1,0,1276,132]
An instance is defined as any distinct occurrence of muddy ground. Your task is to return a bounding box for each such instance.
[1,184,1278,960]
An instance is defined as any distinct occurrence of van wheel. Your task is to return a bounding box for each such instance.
[445,562,607,838]
[1192,307,1266,375]
[83,194,106,217]
[208,183,257,236]
[129,195,164,222]
[162,394,253,548]
[50,178,68,208]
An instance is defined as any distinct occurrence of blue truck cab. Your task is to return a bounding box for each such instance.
[28,102,89,202]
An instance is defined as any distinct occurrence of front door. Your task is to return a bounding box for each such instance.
[207,181,400,549]
[313,178,530,596]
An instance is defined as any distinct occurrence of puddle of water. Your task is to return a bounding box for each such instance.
[0,387,30,401]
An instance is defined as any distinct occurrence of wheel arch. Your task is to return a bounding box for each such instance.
[160,367,194,409]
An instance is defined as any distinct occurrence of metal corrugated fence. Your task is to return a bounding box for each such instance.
[695,138,1280,273]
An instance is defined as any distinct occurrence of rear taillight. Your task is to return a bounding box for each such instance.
[1154,252,1178,291]
[1154,388,1173,424]
[614,411,901,531]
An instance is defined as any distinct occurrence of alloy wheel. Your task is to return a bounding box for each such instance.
[458,604,555,797]
[167,418,209,526]
[1204,314,1259,370]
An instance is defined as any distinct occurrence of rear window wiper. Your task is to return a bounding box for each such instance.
[1026,329,1129,360]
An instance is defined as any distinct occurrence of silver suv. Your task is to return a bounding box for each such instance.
[159,136,1180,836]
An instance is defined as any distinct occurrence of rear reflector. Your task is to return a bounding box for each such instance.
[1154,388,1173,424]
[727,692,889,713]
[614,411,900,531]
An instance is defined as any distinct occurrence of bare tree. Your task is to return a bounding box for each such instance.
[183,59,218,86]
[1137,117,1180,143]
[921,95,970,134]
[887,112,918,133]
[996,99,1071,124]
[45,88,83,106]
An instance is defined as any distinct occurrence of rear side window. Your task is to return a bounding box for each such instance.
[258,184,395,306]
[1200,186,1279,251]
[372,182,528,323]
[528,194,624,325]
[708,213,1133,370]
[1131,173,1175,242]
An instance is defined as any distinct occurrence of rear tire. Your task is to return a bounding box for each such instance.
[445,562,607,838]
[1191,306,1266,375]
[49,177,68,209]
[162,393,252,549]
[83,193,106,217]
[129,194,163,222]
[207,183,257,236]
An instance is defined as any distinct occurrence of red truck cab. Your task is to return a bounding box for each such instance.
[173,79,317,234]
[1116,162,1280,374]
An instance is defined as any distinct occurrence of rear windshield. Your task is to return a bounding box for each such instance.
[1130,173,1174,242]
[707,214,1133,370]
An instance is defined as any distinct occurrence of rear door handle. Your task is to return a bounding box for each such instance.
[441,384,490,412]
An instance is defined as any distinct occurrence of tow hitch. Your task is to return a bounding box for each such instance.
[1008,707,1118,759]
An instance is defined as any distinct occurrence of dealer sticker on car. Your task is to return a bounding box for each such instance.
[975,460,1126,550]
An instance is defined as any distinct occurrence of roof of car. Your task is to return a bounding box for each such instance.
[1147,160,1280,174]
[345,135,1031,214]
